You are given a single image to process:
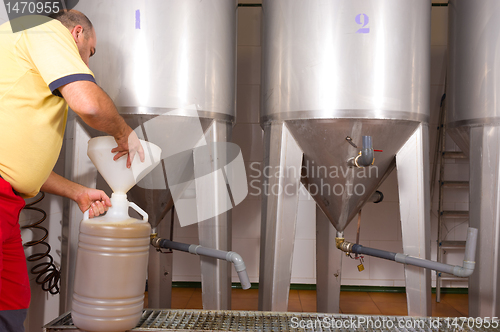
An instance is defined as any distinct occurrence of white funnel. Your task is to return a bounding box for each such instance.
[87,136,162,194]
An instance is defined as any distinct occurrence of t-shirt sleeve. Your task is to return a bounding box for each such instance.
[22,20,95,95]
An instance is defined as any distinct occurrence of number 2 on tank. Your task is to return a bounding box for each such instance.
[355,13,370,33]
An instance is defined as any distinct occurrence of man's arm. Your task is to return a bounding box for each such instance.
[58,80,144,167]
[41,171,111,218]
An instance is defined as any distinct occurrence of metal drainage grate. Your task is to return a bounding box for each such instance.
[45,309,499,331]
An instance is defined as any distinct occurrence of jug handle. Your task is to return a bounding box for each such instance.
[129,202,149,222]
[83,210,89,220]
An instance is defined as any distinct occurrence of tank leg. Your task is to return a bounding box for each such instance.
[395,123,432,316]
[147,215,173,308]
[469,125,500,317]
[197,120,233,310]
[258,123,303,311]
[316,205,342,313]
[61,116,97,312]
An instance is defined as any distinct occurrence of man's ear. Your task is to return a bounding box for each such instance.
[70,25,84,43]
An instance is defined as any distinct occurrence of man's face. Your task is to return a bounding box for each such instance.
[73,26,96,67]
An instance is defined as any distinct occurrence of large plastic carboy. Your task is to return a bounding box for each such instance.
[71,136,161,332]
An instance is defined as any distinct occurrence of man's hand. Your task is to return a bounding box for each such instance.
[41,172,111,218]
[75,187,111,218]
[111,130,145,168]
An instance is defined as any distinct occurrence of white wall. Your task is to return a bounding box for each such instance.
[0,3,7,24]
[428,3,470,289]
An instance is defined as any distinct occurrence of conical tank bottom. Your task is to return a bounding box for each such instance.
[87,136,162,194]
[285,119,421,232]
[124,116,215,226]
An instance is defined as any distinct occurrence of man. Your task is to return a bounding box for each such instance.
[0,10,144,331]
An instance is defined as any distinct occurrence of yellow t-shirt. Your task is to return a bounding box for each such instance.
[0,16,95,197]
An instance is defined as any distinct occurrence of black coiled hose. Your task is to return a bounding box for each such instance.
[22,192,60,294]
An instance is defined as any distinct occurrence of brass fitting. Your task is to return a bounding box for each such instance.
[338,241,354,253]
[335,237,345,249]
[150,234,161,248]
[335,237,356,253]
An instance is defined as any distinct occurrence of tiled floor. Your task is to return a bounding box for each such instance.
[145,288,468,317]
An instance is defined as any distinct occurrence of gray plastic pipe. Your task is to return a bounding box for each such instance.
[152,238,251,290]
[357,136,374,167]
[340,227,478,278]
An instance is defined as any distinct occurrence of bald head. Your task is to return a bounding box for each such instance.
[49,9,96,67]
[49,9,93,40]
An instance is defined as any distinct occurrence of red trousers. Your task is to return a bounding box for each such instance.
[0,177,30,310]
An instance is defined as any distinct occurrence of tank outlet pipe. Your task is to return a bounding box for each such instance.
[347,136,375,168]
[151,237,251,290]
[358,136,374,166]
[368,191,384,203]
[335,227,478,278]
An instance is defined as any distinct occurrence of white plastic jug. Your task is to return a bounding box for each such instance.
[71,194,151,332]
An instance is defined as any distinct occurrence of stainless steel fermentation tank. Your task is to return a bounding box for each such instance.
[62,0,238,311]
[259,0,432,315]
[447,0,500,317]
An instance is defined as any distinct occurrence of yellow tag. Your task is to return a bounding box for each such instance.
[357,264,365,272]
